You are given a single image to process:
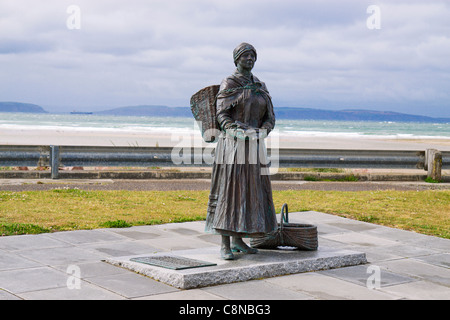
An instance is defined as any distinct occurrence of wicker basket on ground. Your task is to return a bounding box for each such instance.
[250,203,318,251]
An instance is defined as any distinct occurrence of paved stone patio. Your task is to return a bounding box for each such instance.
[0,211,448,300]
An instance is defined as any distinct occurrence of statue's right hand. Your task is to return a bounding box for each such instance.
[234,128,248,140]
[226,127,249,140]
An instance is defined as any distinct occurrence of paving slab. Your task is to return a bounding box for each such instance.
[85,272,178,299]
[51,261,131,279]
[108,230,164,240]
[105,246,367,289]
[18,281,126,300]
[412,253,449,269]
[137,235,215,251]
[0,234,68,251]
[0,251,41,271]
[0,289,21,300]
[377,258,450,287]
[377,280,450,300]
[375,244,443,259]
[346,245,408,263]
[46,229,125,245]
[201,279,314,300]
[321,232,399,247]
[264,272,400,300]
[0,267,68,294]
[14,246,106,265]
[0,210,448,300]
[319,264,417,288]
[406,236,450,252]
[80,240,160,257]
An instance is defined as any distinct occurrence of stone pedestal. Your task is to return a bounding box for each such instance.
[105,246,367,289]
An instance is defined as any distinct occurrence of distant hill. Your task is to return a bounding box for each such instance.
[275,107,450,123]
[0,102,48,114]
[95,105,450,123]
[95,105,192,117]
[2,101,448,123]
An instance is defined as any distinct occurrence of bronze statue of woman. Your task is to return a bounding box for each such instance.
[205,43,278,260]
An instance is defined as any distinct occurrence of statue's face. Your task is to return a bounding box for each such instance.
[236,51,256,71]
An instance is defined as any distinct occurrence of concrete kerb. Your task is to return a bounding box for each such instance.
[0,169,447,182]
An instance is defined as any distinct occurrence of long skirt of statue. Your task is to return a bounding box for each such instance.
[205,135,278,238]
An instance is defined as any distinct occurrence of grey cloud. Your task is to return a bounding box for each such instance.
[0,0,449,117]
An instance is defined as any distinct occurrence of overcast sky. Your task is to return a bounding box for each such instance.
[1,0,449,117]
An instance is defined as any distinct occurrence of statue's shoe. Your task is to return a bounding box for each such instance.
[220,247,235,260]
[231,242,258,254]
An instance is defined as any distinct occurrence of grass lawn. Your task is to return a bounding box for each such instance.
[0,189,449,239]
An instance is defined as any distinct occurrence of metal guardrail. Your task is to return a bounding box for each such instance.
[0,145,51,167]
[443,151,450,167]
[1,145,445,180]
[276,149,427,169]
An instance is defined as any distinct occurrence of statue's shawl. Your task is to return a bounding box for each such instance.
[216,71,275,131]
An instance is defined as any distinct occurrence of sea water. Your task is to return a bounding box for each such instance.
[0,112,449,140]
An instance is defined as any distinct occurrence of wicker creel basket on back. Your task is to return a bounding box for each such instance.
[250,204,318,251]
[190,85,220,143]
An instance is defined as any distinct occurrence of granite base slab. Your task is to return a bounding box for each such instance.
[104,246,367,289]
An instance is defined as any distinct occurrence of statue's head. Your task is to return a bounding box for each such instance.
[233,43,257,67]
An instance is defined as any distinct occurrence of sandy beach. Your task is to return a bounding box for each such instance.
[1,127,450,151]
